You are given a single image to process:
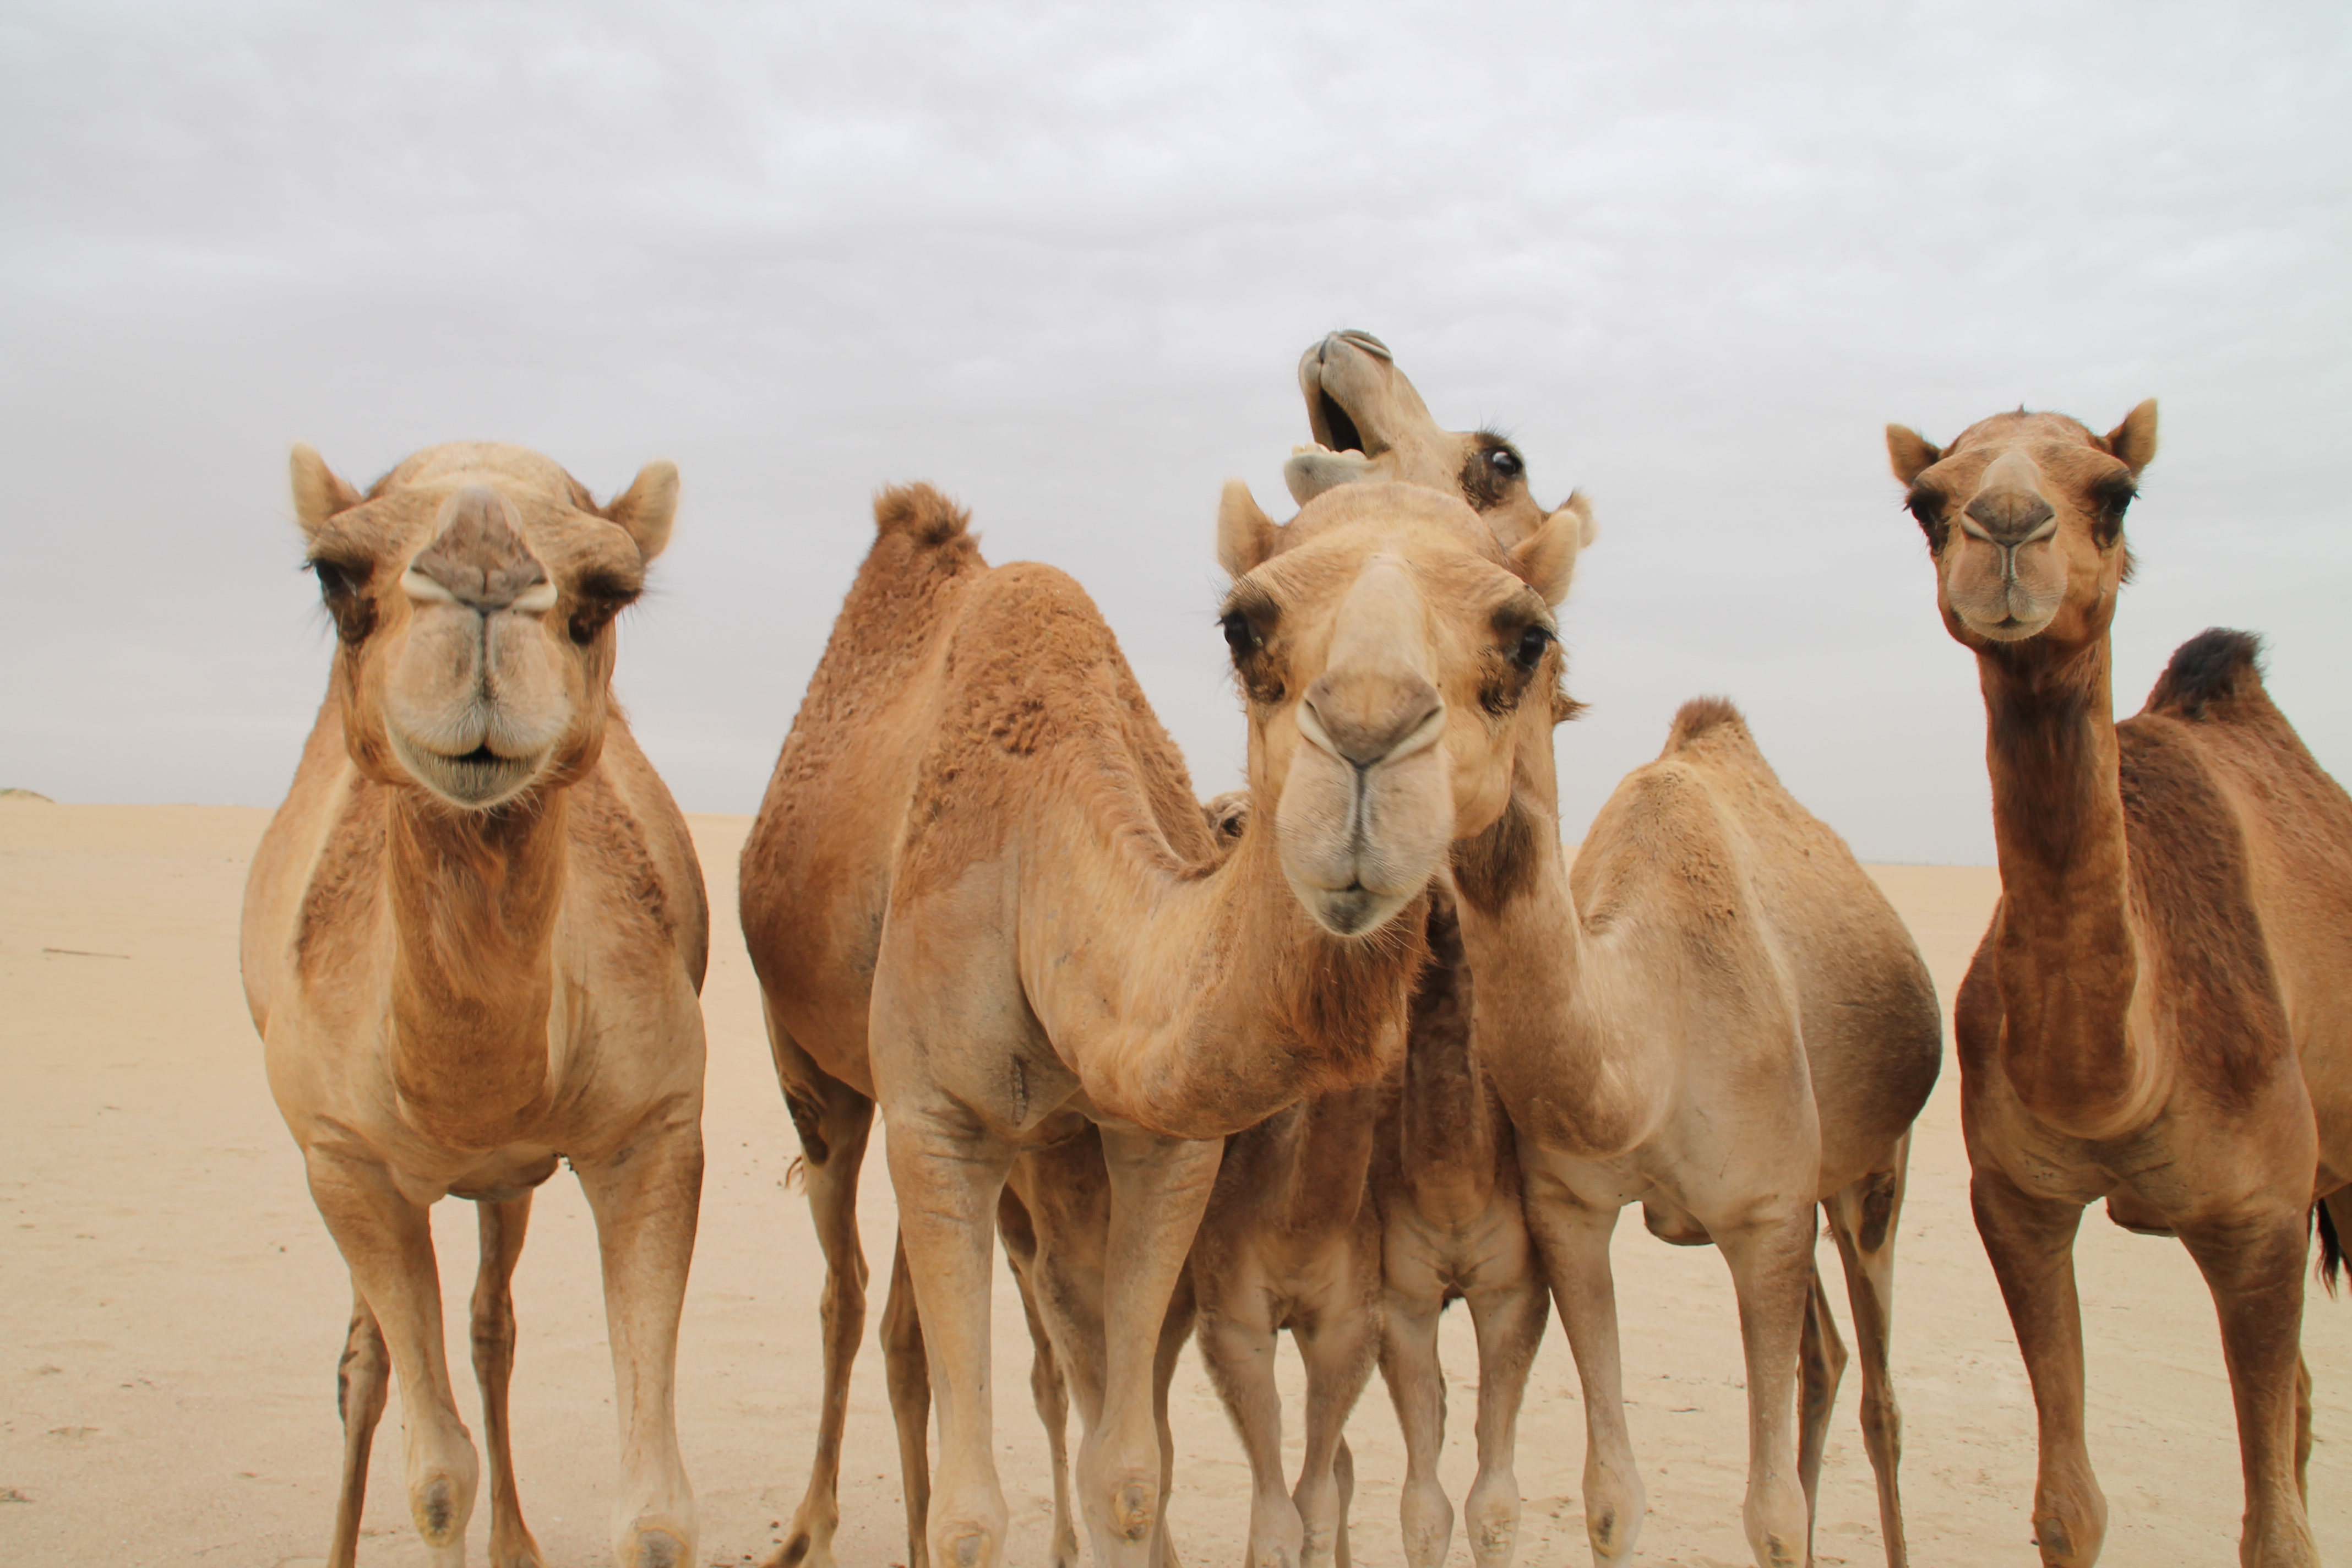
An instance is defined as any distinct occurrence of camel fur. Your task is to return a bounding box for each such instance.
[1887,402,2352,1567]
[242,442,707,1568]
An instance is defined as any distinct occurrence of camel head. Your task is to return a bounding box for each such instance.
[289,441,677,811]
[1284,330,1574,549]
[1886,402,2157,649]
[1217,476,1593,936]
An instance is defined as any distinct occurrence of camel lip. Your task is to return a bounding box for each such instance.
[387,727,547,809]
[1313,386,1383,460]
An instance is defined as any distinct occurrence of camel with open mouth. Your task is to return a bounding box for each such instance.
[1887,402,2352,1567]
[241,442,707,1568]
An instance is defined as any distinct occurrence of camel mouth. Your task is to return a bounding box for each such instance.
[1315,388,1379,459]
[386,727,547,809]
[1304,882,1400,938]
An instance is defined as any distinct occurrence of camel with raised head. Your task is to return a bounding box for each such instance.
[1886,402,2352,1567]
[1227,351,1946,1562]
[241,443,707,1568]
[741,475,1576,1568]
[1173,332,1572,1568]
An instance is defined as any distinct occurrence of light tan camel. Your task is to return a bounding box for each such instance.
[1224,430,1946,1564]
[1886,403,2352,1567]
[741,475,1575,1568]
[1173,333,1569,1568]
[241,443,707,1568]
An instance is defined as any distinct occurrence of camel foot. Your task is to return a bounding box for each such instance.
[621,1520,693,1568]
[763,1526,834,1568]
[2029,1485,2106,1567]
[486,1531,546,1568]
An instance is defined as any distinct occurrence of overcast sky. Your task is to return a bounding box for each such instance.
[4,0,2346,864]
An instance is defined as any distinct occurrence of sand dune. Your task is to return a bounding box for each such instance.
[2,799,2345,1566]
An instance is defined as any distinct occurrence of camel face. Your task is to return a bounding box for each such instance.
[1284,330,1555,548]
[1218,479,1582,935]
[290,441,677,810]
[1886,402,2156,648]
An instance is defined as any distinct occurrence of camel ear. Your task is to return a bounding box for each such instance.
[1885,424,1941,486]
[1512,491,1593,607]
[606,460,679,563]
[1217,480,1280,578]
[290,443,363,538]
[2103,399,2158,476]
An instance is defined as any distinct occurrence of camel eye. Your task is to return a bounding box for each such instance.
[1220,611,1262,660]
[1489,448,1523,480]
[1512,624,1554,671]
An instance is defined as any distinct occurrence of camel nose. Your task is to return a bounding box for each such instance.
[1321,329,1393,366]
[1300,673,1444,767]
[407,486,550,611]
[1963,451,2056,544]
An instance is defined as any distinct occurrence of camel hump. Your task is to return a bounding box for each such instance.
[2144,628,2267,722]
[1661,695,1758,759]
[872,482,972,549]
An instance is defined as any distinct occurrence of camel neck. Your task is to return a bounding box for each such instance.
[1040,815,1428,1141]
[383,787,567,1147]
[1975,636,2146,1131]
[1446,736,1659,1159]
[1391,894,1509,1216]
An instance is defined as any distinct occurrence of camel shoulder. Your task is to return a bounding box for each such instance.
[572,721,711,994]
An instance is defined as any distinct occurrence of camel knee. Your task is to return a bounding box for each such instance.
[1742,1472,1808,1568]
[932,1518,1003,1568]
[1464,1469,1521,1567]
[409,1458,478,1550]
[1398,1479,1452,1568]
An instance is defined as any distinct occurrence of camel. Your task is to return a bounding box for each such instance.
[1226,353,1946,1562]
[1167,333,1565,1568]
[740,472,1577,1568]
[1885,402,2352,1567]
[239,443,707,1568]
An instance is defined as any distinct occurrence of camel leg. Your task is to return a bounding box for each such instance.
[2296,1355,2313,1507]
[2177,1207,2320,1568]
[1082,1128,1223,1568]
[889,1101,1019,1568]
[575,1107,704,1568]
[1197,1301,1302,1568]
[304,1147,476,1568]
[472,1194,543,1568]
[765,1017,878,1568]
[995,1183,1077,1568]
[1378,1286,1453,1568]
[1293,1308,1380,1568]
[1970,1170,2103,1568]
[1462,1270,1549,1568]
[326,1287,391,1568]
[1827,1158,1910,1568]
[1151,1271,1197,1568]
[1522,1191,1643,1566]
[881,1234,935,1568]
[1795,1260,1848,1540]
[1718,1207,1817,1568]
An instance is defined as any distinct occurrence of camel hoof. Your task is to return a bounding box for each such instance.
[765,1531,825,1568]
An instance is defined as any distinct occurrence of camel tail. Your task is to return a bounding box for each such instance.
[2143,628,2266,722]
[1662,695,1758,758]
[872,482,973,549]
[2318,1199,2344,1298]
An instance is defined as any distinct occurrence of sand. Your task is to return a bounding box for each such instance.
[2,798,2345,1566]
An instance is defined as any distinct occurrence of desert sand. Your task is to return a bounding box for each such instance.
[2,797,2346,1566]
